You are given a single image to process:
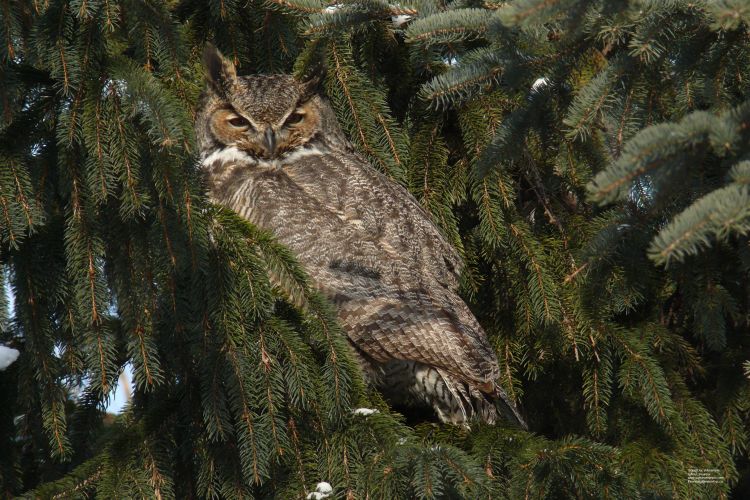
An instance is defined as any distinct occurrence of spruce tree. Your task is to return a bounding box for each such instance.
[0,0,748,498]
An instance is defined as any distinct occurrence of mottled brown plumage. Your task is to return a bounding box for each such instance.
[195,45,526,427]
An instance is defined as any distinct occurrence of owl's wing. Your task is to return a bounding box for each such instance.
[297,151,464,291]
[281,152,498,387]
[323,274,500,387]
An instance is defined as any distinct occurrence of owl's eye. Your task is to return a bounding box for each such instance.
[285,112,305,126]
[227,115,250,129]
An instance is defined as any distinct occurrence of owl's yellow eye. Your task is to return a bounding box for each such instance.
[285,112,305,126]
[227,115,250,128]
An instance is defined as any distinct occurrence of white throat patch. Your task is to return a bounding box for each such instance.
[277,146,326,163]
[201,146,256,169]
[201,145,326,170]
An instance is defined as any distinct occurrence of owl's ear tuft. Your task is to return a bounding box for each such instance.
[203,43,237,93]
[300,74,324,101]
[296,54,327,101]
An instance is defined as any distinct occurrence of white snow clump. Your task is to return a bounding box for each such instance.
[531,77,549,91]
[0,345,20,371]
[306,482,333,499]
[352,408,379,416]
[391,14,413,27]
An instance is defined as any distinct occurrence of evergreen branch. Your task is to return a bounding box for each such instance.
[82,94,115,205]
[6,159,34,228]
[18,457,102,499]
[511,436,636,498]
[372,107,403,168]
[563,62,619,140]
[707,0,750,31]
[270,318,317,411]
[307,295,353,418]
[472,94,535,179]
[63,163,117,395]
[420,48,505,107]
[588,110,718,204]
[140,438,175,500]
[0,0,21,60]
[258,335,284,457]
[0,155,43,247]
[405,8,492,47]
[648,171,750,266]
[612,328,677,431]
[208,207,361,420]
[305,0,398,36]
[266,0,328,15]
[407,119,463,252]
[200,353,231,442]
[497,0,581,27]
[669,375,736,490]
[495,337,523,402]
[43,395,71,459]
[105,83,147,217]
[226,345,263,484]
[132,320,158,389]
[582,348,613,436]
[330,42,373,154]
[0,191,18,248]
[413,122,442,202]
[473,176,509,250]
[326,40,408,180]
[111,56,191,148]
[507,219,561,325]
[216,207,313,310]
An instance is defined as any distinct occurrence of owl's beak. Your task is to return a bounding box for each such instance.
[263,127,276,156]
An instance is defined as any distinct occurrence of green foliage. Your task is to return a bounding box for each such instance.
[1,0,749,498]
[648,160,750,266]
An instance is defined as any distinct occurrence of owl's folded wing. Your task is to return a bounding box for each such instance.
[324,277,500,388]
[335,153,465,291]
[279,153,499,386]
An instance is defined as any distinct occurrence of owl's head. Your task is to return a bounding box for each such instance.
[196,45,340,161]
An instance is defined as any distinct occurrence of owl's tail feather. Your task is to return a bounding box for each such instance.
[457,382,527,429]
[486,385,528,430]
[368,359,527,428]
[434,369,527,429]
[435,368,470,423]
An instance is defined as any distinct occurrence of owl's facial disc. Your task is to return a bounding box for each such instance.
[202,48,323,160]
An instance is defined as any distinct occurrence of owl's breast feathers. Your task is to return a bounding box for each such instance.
[202,146,501,391]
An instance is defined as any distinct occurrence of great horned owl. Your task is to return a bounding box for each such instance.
[195,45,526,428]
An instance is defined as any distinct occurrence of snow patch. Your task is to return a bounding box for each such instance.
[306,482,333,499]
[391,14,413,27]
[0,345,20,371]
[323,4,342,13]
[443,55,460,67]
[352,408,378,416]
[531,77,549,91]
[201,146,256,168]
[277,145,326,163]
[202,145,327,171]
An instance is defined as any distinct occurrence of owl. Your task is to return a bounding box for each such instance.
[195,45,526,428]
